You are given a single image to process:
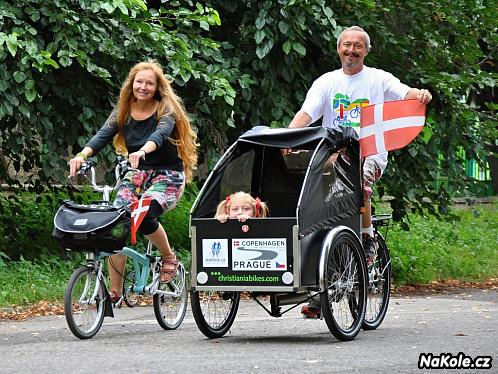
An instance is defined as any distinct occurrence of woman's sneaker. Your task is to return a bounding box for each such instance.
[362,234,378,266]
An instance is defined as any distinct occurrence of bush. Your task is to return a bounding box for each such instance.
[387,203,498,284]
[0,251,80,306]
[0,193,63,260]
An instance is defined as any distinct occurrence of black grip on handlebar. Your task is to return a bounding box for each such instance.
[77,158,96,175]
[115,156,131,178]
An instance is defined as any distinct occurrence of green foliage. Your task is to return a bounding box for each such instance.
[203,0,497,222]
[0,251,79,306]
[0,192,63,260]
[0,0,237,188]
[1,202,496,307]
[386,203,498,284]
[1,0,496,234]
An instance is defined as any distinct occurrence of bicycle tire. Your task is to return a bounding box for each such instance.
[190,290,240,338]
[64,266,106,339]
[363,233,391,330]
[320,230,367,341]
[153,263,188,330]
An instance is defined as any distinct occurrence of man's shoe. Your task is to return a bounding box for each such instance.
[362,234,379,266]
[301,303,321,319]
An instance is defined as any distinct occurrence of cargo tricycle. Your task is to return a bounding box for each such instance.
[189,126,375,341]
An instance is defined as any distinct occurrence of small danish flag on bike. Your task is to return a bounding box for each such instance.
[130,198,152,244]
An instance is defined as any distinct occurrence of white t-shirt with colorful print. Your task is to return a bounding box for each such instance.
[301,66,411,172]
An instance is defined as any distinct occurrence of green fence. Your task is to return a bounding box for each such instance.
[434,150,494,197]
[460,147,493,196]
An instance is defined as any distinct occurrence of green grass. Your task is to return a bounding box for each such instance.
[0,252,80,306]
[0,203,496,308]
[0,249,191,307]
[385,203,497,285]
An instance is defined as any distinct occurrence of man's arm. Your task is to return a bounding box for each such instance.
[404,88,432,104]
[288,110,313,128]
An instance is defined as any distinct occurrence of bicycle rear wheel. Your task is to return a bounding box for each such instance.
[363,234,391,330]
[320,230,367,341]
[64,266,106,339]
[190,290,240,338]
[153,263,188,330]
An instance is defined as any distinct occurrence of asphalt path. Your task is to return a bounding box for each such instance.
[0,289,496,374]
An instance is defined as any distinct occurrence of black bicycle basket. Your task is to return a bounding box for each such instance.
[52,200,130,252]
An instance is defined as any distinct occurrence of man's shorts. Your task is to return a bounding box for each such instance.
[363,157,382,201]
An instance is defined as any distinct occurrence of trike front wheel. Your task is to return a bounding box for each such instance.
[320,230,367,341]
[64,266,106,339]
[190,290,240,338]
[153,263,188,330]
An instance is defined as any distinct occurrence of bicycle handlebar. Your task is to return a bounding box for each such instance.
[73,156,136,201]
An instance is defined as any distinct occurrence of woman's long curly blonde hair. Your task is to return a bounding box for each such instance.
[113,61,197,181]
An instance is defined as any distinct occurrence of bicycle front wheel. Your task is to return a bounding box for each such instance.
[320,230,367,341]
[190,290,240,338]
[64,266,106,339]
[153,263,188,330]
[363,234,391,330]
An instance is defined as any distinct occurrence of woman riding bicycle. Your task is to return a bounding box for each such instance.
[69,60,197,302]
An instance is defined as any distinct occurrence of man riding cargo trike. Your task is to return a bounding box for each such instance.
[189,126,392,341]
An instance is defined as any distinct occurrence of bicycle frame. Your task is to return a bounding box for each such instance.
[83,238,183,300]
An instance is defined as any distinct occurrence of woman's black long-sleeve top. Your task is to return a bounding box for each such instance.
[85,111,183,172]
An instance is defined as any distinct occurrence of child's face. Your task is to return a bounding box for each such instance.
[228,197,254,218]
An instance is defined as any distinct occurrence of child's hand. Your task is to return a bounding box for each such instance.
[217,214,229,223]
[237,214,251,222]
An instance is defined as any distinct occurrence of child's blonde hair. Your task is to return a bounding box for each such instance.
[215,191,269,219]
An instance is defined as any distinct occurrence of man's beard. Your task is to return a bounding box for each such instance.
[343,53,361,68]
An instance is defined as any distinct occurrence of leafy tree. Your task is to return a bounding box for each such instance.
[0,0,243,257]
[201,0,498,225]
[0,0,238,188]
[1,0,496,244]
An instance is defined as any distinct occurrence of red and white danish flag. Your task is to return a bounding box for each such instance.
[129,198,152,245]
[360,99,426,157]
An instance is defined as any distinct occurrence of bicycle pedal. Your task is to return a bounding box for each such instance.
[112,298,123,308]
[303,314,320,320]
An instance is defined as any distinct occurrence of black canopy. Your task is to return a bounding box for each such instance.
[238,125,356,149]
[191,126,362,236]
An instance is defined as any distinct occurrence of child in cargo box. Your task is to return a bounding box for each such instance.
[215,192,269,223]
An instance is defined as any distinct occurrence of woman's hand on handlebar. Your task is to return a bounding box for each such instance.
[128,150,145,169]
[69,155,85,177]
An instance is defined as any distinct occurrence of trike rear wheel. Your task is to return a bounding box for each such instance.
[190,290,240,338]
[320,231,367,341]
[64,266,106,339]
[153,263,188,330]
[363,234,391,330]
